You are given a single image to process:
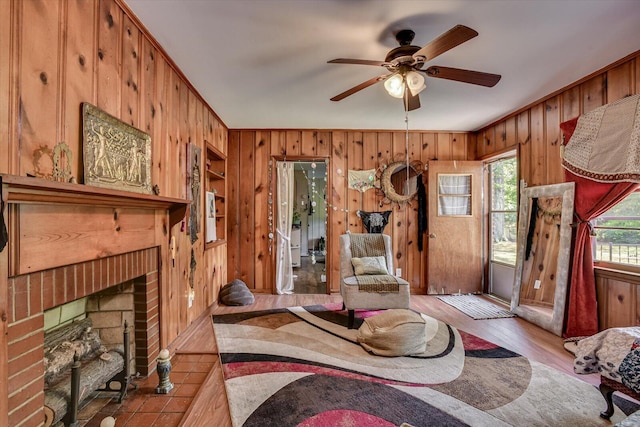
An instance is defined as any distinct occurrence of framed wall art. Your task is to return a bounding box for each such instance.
[82,102,152,194]
[187,143,202,243]
[206,191,217,243]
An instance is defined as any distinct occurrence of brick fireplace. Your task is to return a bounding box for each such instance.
[7,248,161,426]
[0,175,188,427]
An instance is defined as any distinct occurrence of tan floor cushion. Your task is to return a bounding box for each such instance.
[357,309,426,356]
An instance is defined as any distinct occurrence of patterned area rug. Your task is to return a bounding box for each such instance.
[436,294,516,320]
[213,304,632,426]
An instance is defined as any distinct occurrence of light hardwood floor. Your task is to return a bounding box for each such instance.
[292,255,327,294]
[172,294,596,426]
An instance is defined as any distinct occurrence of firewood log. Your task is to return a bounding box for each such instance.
[43,406,54,427]
[44,318,92,349]
[44,333,103,386]
[44,349,124,426]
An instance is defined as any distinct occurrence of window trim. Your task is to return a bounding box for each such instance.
[594,260,640,274]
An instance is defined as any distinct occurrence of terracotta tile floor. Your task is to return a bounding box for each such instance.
[75,354,215,427]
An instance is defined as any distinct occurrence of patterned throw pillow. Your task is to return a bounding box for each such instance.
[351,256,388,275]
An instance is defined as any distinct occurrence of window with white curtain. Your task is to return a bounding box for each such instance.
[437,174,472,216]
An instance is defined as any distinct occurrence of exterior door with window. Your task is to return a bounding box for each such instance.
[488,157,518,300]
[428,161,483,294]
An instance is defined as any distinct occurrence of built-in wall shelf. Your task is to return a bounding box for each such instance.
[205,142,227,247]
[1,174,190,228]
[207,170,225,181]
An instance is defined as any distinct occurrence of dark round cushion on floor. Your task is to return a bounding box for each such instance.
[357,309,426,356]
[219,279,255,306]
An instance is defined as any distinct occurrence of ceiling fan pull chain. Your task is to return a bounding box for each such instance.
[405,103,410,182]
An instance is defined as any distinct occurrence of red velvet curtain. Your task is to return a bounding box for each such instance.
[561,118,640,337]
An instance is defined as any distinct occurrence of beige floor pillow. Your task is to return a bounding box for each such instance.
[357,309,426,356]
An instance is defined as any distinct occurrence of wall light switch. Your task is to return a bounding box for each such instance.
[534,280,542,289]
[396,268,402,277]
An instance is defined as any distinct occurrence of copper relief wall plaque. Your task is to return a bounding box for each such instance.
[82,103,152,194]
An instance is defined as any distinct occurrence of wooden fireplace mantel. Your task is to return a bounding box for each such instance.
[1,174,189,227]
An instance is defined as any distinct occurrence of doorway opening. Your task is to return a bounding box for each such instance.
[486,155,518,302]
[293,161,328,294]
[275,159,329,294]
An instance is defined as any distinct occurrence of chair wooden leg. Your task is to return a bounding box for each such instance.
[348,310,355,329]
[342,302,345,310]
[599,382,615,420]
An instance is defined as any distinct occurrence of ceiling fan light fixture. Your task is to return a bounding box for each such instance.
[328,25,501,107]
[406,71,426,96]
[384,74,405,98]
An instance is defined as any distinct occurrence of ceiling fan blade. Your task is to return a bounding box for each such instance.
[425,66,501,87]
[405,91,421,111]
[412,25,478,62]
[328,58,388,67]
[330,74,389,102]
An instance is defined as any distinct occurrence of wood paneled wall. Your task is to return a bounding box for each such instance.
[0,0,228,359]
[227,130,473,294]
[477,51,640,331]
[476,52,640,186]
[596,268,640,329]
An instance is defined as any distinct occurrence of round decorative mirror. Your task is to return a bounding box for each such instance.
[379,161,422,205]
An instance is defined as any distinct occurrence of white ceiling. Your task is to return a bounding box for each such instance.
[125,0,640,132]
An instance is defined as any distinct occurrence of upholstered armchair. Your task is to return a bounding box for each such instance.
[340,233,411,328]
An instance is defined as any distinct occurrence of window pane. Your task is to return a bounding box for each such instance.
[438,175,471,195]
[491,212,517,265]
[595,192,640,223]
[593,230,640,265]
[438,174,472,216]
[593,192,640,266]
[438,196,471,216]
[490,157,517,211]
[489,157,517,267]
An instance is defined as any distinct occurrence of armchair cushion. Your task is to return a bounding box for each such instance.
[340,233,410,329]
[351,256,389,275]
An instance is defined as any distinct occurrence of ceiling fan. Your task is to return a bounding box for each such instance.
[328,25,501,111]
